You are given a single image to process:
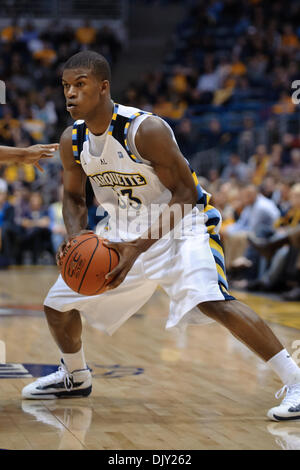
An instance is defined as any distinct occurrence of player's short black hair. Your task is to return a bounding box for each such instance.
[63,51,111,82]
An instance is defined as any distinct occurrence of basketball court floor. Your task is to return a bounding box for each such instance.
[0,266,300,450]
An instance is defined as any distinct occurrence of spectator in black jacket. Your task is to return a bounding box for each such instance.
[19,191,52,264]
[0,178,15,267]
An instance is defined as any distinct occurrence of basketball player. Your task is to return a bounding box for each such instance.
[0,143,59,170]
[22,51,300,421]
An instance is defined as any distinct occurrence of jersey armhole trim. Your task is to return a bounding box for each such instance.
[124,111,153,163]
[72,121,89,164]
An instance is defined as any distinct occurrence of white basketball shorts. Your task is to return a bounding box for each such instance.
[44,224,235,335]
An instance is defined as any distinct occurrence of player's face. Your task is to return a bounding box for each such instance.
[62,68,108,120]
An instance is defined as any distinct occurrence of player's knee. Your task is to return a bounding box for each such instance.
[199,300,235,322]
[44,305,76,326]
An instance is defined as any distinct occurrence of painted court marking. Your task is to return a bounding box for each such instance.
[0,363,144,379]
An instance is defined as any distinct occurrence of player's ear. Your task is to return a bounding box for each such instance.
[100,80,110,94]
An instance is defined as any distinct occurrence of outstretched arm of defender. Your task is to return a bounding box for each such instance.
[0,143,59,171]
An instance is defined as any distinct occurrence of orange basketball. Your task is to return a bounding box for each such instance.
[61,233,119,296]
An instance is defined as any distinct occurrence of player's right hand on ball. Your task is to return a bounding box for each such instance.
[56,230,94,269]
[56,239,70,268]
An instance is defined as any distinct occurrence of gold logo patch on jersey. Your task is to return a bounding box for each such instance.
[89,171,147,188]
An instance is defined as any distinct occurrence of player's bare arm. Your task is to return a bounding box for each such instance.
[0,143,59,171]
[104,117,198,289]
[135,117,199,245]
[56,126,89,266]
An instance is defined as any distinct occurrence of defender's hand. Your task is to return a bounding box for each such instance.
[23,143,59,172]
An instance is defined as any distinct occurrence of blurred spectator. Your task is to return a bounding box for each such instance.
[249,223,300,300]
[207,168,220,186]
[170,66,189,95]
[225,184,280,237]
[197,59,219,93]
[247,53,269,85]
[32,40,57,66]
[274,183,300,231]
[214,182,243,232]
[260,176,282,208]
[272,91,296,115]
[32,95,57,131]
[247,183,300,293]
[268,143,283,177]
[195,59,218,104]
[0,178,14,268]
[0,106,21,146]
[215,55,231,86]
[153,94,187,120]
[281,23,300,50]
[273,180,292,215]
[282,148,300,180]
[221,153,250,183]
[19,21,39,44]
[237,116,259,161]
[11,181,31,222]
[22,108,46,142]
[48,185,67,254]
[232,76,251,101]
[248,144,270,186]
[19,192,53,264]
[1,20,22,42]
[281,133,294,167]
[203,118,234,151]
[230,54,247,77]
[4,161,36,185]
[265,118,280,147]
[212,79,234,106]
[222,184,280,275]
[3,182,31,264]
[97,25,122,65]
[75,20,97,46]
[174,118,199,157]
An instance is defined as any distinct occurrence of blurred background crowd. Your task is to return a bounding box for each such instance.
[0,0,299,300]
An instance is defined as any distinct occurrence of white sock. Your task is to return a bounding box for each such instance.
[267,349,300,385]
[62,345,87,372]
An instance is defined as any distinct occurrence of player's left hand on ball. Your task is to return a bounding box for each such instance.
[102,240,142,291]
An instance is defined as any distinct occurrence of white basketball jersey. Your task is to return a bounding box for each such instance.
[72,102,207,241]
